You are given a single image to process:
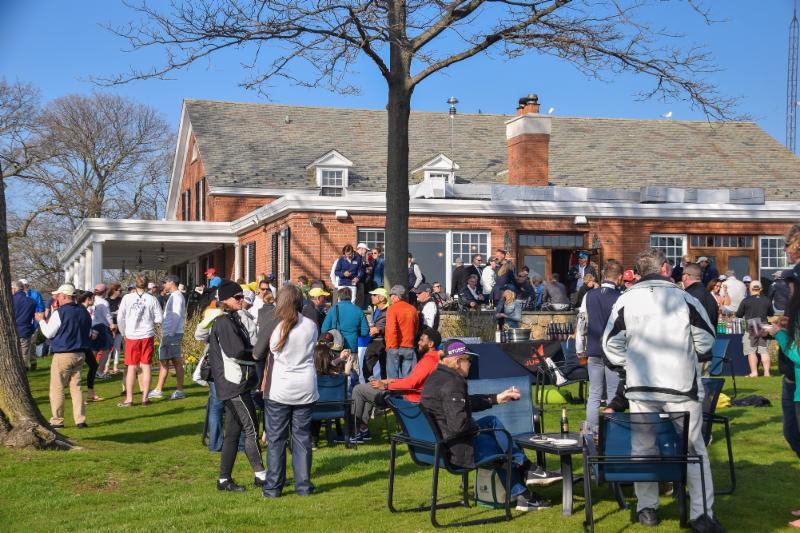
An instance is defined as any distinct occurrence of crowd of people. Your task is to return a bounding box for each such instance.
[9,223,800,530]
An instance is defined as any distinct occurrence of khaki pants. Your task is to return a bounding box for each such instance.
[50,352,86,425]
[18,336,35,366]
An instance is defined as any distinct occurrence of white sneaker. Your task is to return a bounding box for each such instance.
[170,390,186,400]
[147,389,163,399]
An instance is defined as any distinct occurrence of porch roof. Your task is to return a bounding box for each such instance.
[60,219,237,269]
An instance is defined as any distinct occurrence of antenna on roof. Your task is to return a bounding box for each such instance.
[447,96,458,170]
[787,0,798,152]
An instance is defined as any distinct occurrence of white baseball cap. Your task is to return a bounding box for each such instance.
[19,278,29,286]
[742,275,752,283]
[356,242,368,251]
[53,283,76,296]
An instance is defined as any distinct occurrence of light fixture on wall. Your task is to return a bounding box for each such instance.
[574,215,588,225]
[591,233,601,250]
[121,261,126,274]
[335,210,348,220]
[309,216,320,227]
[137,249,143,267]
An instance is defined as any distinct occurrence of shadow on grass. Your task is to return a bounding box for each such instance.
[99,405,202,427]
[586,459,800,532]
[93,422,203,443]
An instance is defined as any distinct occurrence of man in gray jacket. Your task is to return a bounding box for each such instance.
[603,248,721,532]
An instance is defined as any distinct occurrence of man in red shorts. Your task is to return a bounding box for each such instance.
[117,274,163,407]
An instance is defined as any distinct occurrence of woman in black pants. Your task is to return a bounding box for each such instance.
[77,292,102,402]
[207,280,266,492]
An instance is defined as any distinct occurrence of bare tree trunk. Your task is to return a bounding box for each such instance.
[0,164,75,449]
[383,2,413,289]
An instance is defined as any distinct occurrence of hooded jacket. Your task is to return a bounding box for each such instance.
[602,274,715,403]
[208,311,257,401]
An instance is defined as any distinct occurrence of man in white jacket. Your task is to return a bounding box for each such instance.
[117,274,163,407]
[480,257,497,306]
[602,248,721,532]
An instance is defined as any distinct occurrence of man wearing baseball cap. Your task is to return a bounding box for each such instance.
[363,287,390,380]
[697,257,719,286]
[149,274,187,401]
[302,287,329,331]
[622,269,636,290]
[414,283,439,331]
[205,267,222,289]
[385,285,419,378]
[351,327,442,442]
[421,340,552,511]
[36,283,91,428]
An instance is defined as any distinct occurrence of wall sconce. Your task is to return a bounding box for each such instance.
[309,216,320,227]
[574,215,588,225]
[335,210,348,220]
[591,233,601,250]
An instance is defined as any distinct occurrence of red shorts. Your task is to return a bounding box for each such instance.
[124,337,155,366]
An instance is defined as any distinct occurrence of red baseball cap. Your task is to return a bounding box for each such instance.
[205,267,217,276]
[622,269,635,282]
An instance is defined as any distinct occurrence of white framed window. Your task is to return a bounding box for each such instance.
[650,234,687,267]
[307,150,352,197]
[356,228,490,293]
[759,236,790,280]
[320,169,345,196]
[452,231,489,264]
[425,170,454,183]
[416,154,458,184]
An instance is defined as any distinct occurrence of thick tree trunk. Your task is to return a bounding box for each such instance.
[384,2,413,289]
[384,83,413,289]
[0,165,75,449]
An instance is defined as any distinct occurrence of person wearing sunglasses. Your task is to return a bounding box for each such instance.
[207,280,265,493]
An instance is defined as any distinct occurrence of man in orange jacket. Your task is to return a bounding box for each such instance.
[385,284,419,378]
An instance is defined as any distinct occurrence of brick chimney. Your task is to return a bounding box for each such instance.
[506,94,550,186]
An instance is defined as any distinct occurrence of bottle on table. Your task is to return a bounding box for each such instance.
[561,407,570,437]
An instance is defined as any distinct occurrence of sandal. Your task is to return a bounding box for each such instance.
[88,396,105,402]
[117,401,133,408]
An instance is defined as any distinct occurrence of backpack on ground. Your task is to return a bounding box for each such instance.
[474,468,507,509]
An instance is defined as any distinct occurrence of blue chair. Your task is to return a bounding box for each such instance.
[467,376,535,436]
[312,374,352,447]
[701,377,735,495]
[386,396,514,528]
[582,411,708,532]
[709,338,737,398]
[533,339,589,434]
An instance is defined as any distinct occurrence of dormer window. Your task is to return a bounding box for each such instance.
[307,150,353,197]
[416,154,459,184]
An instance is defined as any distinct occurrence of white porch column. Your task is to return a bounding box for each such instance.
[84,247,93,290]
[72,259,80,287]
[234,242,242,282]
[91,241,103,287]
[77,253,86,290]
[64,264,72,284]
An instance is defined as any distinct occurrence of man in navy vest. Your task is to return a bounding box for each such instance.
[36,283,91,429]
[12,280,36,370]
[575,261,623,429]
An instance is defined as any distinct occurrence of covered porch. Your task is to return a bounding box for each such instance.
[60,219,238,290]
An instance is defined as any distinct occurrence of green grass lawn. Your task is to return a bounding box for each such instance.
[0,358,798,532]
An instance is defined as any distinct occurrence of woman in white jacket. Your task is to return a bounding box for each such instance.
[262,283,319,498]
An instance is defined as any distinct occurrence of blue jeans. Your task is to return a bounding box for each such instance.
[208,383,245,452]
[783,378,800,460]
[208,383,225,452]
[472,416,528,498]
[387,347,416,379]
[263,400,314,497]
[586,356,620,428]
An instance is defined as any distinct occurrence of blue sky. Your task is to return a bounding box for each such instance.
[0,1,795,162]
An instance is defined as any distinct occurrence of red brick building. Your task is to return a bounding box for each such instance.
[61,96,800,291]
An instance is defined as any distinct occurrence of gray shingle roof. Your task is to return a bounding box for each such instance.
[185,99,800,200]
